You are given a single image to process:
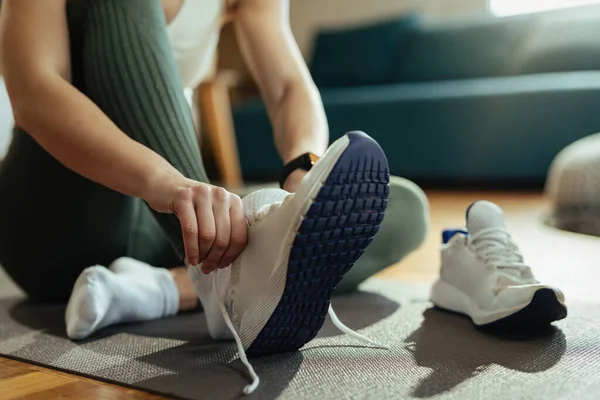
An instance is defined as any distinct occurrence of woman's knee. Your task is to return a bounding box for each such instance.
[70,0,162,20]
[67,0,165,65]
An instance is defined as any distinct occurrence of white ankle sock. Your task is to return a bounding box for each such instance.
[108,256,169,275]
[65,260,179,340]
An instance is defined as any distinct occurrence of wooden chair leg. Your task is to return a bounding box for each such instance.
[198,78,243,189]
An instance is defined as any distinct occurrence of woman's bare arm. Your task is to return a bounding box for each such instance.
[0,0,184,202]
[233,0,329,188]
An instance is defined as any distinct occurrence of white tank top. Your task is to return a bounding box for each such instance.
[167,0,224,89]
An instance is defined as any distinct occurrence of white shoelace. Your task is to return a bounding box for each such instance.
[213,272,388,396]
[212,275,259,395]
[467,227,531,276]
[327,306,389,349]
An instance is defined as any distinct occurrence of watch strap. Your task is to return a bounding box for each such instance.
[279,153,319,189]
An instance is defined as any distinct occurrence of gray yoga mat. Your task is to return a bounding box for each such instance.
[1,277,599,400]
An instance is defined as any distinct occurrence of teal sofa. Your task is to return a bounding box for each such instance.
[233,6,600,184]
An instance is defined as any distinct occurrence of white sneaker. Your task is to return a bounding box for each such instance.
[431,200,567,330]
[189,131,390,394]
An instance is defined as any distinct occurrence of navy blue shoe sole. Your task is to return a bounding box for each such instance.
[478,289,567,332]
[246,131,390,357]
[434,289,567,333]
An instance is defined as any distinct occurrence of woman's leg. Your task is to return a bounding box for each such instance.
[69,0,209,258]
[0,0,207,304]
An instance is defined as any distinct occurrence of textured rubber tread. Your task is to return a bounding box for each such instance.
[246,131,390,357]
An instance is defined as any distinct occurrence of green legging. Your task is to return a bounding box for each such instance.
[0,0,429,302]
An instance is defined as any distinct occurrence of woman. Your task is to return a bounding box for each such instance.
[0,0,428,362]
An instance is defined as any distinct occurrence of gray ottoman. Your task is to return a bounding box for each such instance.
[545,133,600,236]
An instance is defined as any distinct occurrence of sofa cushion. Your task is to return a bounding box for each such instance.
[233,72,600,182]
[309,15,419,87]
[394,16,531,82]
[516,12,600,74]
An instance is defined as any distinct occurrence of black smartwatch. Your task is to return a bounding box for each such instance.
[279,152,320,189]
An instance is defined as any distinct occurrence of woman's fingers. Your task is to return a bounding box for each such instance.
[193,187,215,267]
[201,187,231,274]
[174,196,200,267]
[218,195,248,269]
[176,184,248,274]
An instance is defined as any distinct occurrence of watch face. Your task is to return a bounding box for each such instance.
[308,153,320,165]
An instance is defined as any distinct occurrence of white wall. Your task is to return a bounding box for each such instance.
[0,78,12,159]
[290,0,489,56]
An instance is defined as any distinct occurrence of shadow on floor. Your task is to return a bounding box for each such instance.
[9,299,68,338]
[6,289,397,399]
[404,308,567,398]
[318,290,400,338]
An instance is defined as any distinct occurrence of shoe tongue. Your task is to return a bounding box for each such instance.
[241,188,290,222]
[466,201,506,235]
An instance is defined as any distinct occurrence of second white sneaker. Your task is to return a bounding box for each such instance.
[431,200,567,330]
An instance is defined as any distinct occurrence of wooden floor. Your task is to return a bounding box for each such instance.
[0,358,166,400]
[2,191,599,399]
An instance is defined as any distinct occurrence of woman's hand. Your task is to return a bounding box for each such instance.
[146,175,248,274]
